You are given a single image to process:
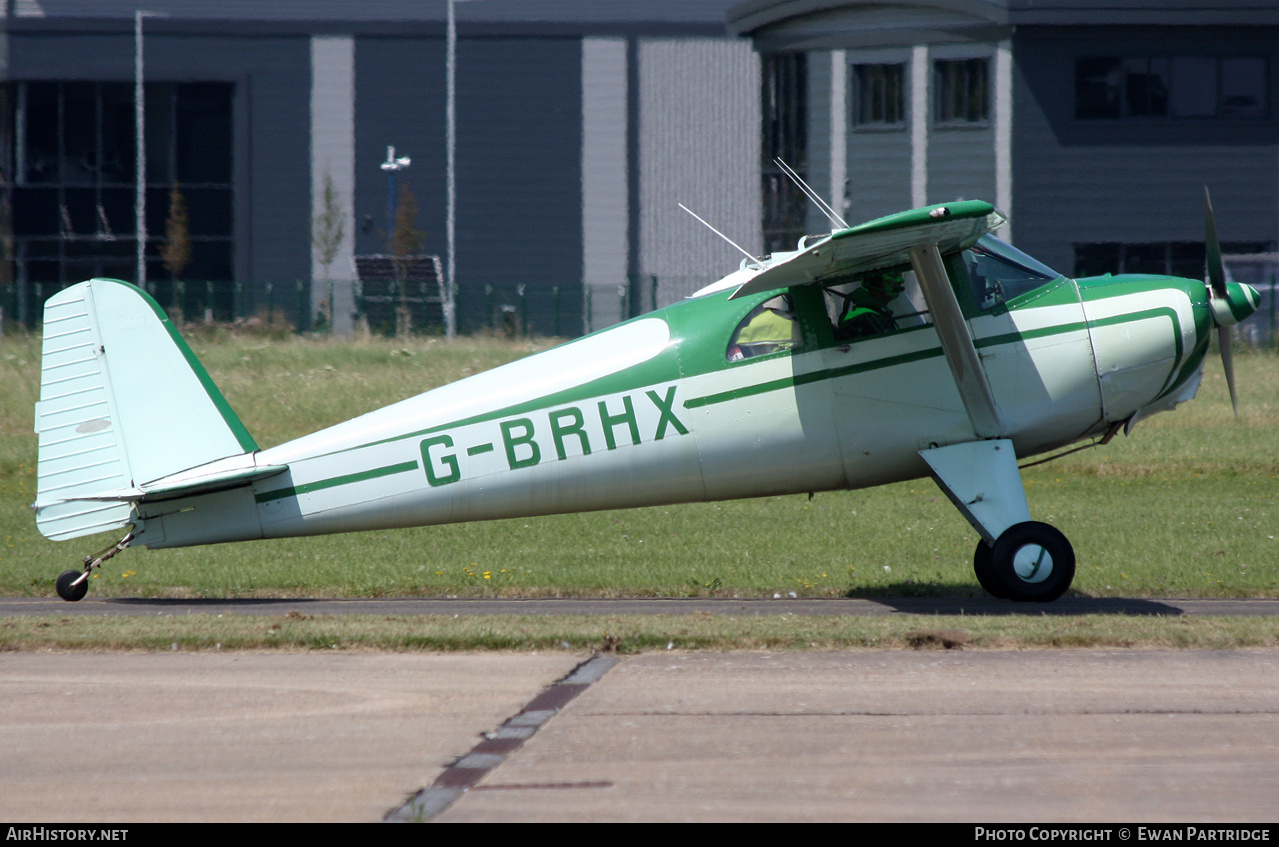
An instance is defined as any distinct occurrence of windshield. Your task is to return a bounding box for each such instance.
[963,235,1063,309]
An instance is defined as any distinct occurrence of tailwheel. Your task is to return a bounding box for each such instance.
[988,521,1075,602]
[972,540,1008,599]
[55,529,135,602]
[56,570,89,602]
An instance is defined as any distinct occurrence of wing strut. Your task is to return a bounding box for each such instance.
[908,244,1003,439]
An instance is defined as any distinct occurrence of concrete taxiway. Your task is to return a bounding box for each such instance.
[2,649,1276,822]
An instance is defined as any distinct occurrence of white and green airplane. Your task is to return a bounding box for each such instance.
[35,194,1258,603]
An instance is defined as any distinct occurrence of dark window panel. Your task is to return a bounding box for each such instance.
[936,59,989,124]
[1169,242,1205,280]
[11,188,60,236]
[186,239,233,282]
[146,185,174,235]
[1170,57,1217,118]
[19,239,62,259]
[1123,58,1169,117]
[1123,243,1167,275]
[63,187,97,237]
[99,83,136,185]
[182,186,232,237]
[175,83,232,184]
[22,82,60,184]
[1076,57,1121,120]
[1221,58,1267,118]
[1074,243,1120,277]
[761,52,807,254]
[854,63,905,127]
[144,83,175,186]
[99,188,134,237]
[1222,241,1271,255]
[24,259,61,285]
[61,83,97,187]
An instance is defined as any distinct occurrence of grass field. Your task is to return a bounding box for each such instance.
[2,327,1278,606]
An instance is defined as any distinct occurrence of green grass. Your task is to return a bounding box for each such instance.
[3,613,1278,653]
[2,329,1278,602]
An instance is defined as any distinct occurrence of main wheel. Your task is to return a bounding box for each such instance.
[988,521,1075,602]
[56,570,89,602]
[973,540,1009,599]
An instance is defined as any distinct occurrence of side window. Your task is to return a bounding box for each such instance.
[726,295,802,362]
[963,236,1063,310]
[826,266,929,342]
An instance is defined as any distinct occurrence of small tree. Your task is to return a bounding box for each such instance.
[311,171,348,331]
[390,184,426,338]
[159,184,192,320]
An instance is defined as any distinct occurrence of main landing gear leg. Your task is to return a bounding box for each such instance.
[56,530,135,602]
[920,440,1075,602]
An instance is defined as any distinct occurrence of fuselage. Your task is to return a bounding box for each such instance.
[134,239,1222,550]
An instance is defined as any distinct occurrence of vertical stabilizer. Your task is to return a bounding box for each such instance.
[34,278,258,541]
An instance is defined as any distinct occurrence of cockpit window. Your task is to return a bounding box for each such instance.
[963,235,1063,310]
[726,295,801,361]
[825,266,930,342]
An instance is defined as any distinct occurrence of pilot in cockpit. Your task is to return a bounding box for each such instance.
[836,270,905,340]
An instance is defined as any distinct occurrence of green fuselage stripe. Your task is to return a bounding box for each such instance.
[254,302,1191,505]
[255,460,419,504]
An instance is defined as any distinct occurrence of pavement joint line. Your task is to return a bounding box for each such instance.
[384,653,620,822]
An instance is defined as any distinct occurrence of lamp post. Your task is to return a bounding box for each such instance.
[134,10,163,293]
[445,0,457,338]
[380,145,410,241]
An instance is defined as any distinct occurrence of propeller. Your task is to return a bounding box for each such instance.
[1203,186,1239,418]
[1202,188,1262,419]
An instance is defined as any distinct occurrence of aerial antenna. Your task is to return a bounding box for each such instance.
[774,157,849,231]
[678,203,759,265]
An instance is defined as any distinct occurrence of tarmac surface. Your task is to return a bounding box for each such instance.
[2,648,1277,822]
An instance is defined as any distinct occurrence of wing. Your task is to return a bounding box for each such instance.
[729,200,1004,300]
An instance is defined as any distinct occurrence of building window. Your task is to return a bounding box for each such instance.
[1074,241,1271,279]
[934,58,989,125]
[7,81,234,321]
[1076,57,1268,120]
[761,52,807,254]
[852,63,905,127]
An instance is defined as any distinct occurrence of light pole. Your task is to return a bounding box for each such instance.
[134,10,163,294]
[445,0,457,338]
[380,145,410,242]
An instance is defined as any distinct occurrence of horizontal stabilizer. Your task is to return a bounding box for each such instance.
[35,279,260,541]
[731,200,1003,300]
[140,454,287,502]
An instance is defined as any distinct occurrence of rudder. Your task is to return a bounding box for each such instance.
[34,278,258,541]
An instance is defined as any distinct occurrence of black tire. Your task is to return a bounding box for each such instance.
[973,540,1009,599]
[56,570,88,602]
[988,521,1075,603]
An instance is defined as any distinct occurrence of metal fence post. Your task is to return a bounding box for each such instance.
[1263,273,1273,350]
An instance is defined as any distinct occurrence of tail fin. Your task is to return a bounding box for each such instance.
[34,278,259,541]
